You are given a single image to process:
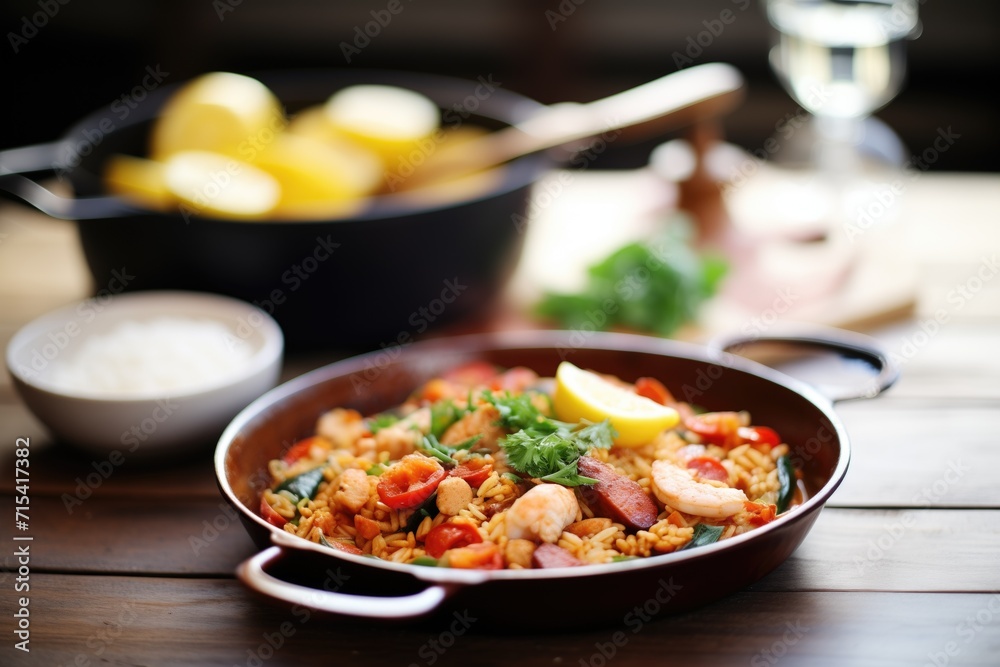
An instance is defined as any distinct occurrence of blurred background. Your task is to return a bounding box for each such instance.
[2,0,997,171]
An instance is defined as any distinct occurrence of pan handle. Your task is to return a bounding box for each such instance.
[0,142,139,220]
[237,544,453,619]
[707,326,899,403]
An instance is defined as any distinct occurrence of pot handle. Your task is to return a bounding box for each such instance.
[0,142,138,220]
[237,543,453,619]
[707,326,899,403]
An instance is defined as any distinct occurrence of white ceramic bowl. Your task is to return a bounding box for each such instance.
[6,291,283,454]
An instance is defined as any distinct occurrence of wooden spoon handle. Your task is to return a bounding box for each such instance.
[418,62,745,184]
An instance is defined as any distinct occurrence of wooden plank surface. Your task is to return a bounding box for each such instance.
[1,575,998,667]
[3,494,996,594]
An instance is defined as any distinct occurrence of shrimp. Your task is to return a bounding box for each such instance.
[505,483,580,543]
[651,460,747,519]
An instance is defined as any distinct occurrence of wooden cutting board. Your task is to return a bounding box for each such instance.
[506,157,918,342]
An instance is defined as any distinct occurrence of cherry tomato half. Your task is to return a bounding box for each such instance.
[377,455,446,510]
[634,377,674,406]
[424,523,483,558]
[686,456,729,483]
[684,412,743,448]
[281,436,325,465]
[738,426,782,448]
[260,496,288,528]
[444,541,503,569]
[449,459,493,488]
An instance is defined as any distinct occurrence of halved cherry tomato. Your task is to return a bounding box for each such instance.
[444,541,503,569]
[323,538,364,555]
[490,367,539,393]
[282,436,325,465]
[738,425,782,448]
[442,361,499,387]
[684,412,743,448]
[686,456,729,483]
[376,455,446,510]
[448,459,493,487]
[424,522,483,558]
[635,377,674,406]
[744,501,777,527]
[260,496,288,528]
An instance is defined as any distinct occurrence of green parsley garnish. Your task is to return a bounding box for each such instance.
[366,413,400,433]
[535,217,727,337]
[485,390,615,487]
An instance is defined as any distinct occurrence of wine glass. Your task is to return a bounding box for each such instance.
[764,0,921,237]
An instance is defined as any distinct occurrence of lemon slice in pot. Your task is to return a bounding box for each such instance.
[151,72,285,160]
[323,85,439,164]
[163,151,279,219]
[104,155,173,211]
[553,362,680,448]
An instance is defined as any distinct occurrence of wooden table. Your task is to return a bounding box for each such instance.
[1,171,999,666]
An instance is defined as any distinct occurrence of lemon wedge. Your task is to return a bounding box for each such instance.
[151,72,285,160]
[553,362,680,448]
[104,155,173,210]
[323,85,439,164]
[163,151,279,219]
[254,133,381,209]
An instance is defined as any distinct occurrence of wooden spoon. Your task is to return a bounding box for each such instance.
[406,62,745,188]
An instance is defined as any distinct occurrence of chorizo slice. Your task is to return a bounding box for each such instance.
[576,456,658,531]
[531,543,585,569]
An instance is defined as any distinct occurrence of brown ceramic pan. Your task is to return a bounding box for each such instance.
[215,329,897,628]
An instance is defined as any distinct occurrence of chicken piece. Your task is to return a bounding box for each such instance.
[441,405,505,451]
[505,483,580,543]
[651,460,747,519]
[373,408,430,460]
[504,538,536,568]
[435,477,473,516]
[334,468,371,513]
[316,408,366,449]
[565,517,614,538]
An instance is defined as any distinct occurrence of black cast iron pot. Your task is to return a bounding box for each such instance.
[214,329,897,629]
[0,70,552,349]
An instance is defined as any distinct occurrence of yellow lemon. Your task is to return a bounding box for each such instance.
[553,361,680,448]
[163,150,280,219]
[254,133,381,214]
[323,85,439,165]
[104,155,173,211]
[151,72,285,160]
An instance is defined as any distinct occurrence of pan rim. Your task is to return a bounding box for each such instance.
[215,330,851,585]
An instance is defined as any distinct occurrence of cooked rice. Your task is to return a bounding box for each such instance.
[262,368,800,569]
